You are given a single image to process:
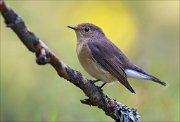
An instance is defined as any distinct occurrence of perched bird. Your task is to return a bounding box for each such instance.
[68,23,166,93]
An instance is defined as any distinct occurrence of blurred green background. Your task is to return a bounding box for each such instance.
[0,1,179,121]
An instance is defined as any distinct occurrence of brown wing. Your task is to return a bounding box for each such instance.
[87,39,135,93]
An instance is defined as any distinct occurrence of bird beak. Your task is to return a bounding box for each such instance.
[68,25,78,30]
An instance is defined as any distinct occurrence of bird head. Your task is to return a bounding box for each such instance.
[68,23,105,41]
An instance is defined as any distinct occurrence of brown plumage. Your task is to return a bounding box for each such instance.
[68,23,166,93]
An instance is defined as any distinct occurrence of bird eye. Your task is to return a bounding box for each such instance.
[84,27,90,32]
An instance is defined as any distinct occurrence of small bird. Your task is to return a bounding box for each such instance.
[68,23,166,93]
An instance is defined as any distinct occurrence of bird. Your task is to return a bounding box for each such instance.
[68,23,166,93]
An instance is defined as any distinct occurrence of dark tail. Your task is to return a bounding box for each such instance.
[148,74,167,86]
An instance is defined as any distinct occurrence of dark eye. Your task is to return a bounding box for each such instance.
[84,27,90,32]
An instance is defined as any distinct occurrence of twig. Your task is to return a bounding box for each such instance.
[0,0,140,121]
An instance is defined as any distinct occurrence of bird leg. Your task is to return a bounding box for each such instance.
[91,79,106,90]
[91,79,101,84]
[99,83,107,89]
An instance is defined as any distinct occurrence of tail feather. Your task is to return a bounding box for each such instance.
[148,75,167,86]
[125,68,167,86]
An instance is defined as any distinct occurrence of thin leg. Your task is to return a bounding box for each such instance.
[91,79,101,84]
[99,83,107,89]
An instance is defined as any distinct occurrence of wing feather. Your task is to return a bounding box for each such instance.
[87,39,135,93]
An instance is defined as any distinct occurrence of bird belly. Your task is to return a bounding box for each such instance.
[77,43,116,83]
[80,58,116,83]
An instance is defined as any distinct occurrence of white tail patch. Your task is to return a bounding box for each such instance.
[125,69,150,80]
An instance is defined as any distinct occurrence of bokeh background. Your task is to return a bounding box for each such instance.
[0,1,179,121]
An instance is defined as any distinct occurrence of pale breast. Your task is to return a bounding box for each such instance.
[76,41,116,82]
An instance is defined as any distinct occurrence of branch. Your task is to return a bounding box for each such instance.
[0,1,140,122]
